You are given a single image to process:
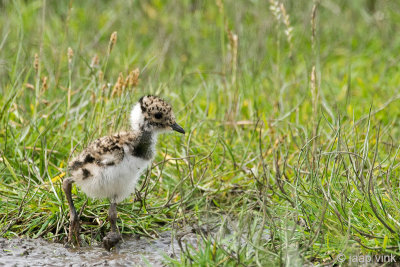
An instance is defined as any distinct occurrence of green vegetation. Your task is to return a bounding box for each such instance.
[1,0,400,265]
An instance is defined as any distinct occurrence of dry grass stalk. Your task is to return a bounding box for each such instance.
[67,47,74,115]
[33,52,41,118]
[310,2,319,158]
[310,66,317,115]
[227,28,239,122]
[227,29,238,85]
[311,3,317,50]
[225,25,239,122]
[108,31,117,54]
[310,65,318,156]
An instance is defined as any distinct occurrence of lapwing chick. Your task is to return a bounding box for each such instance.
[63,95,185,250]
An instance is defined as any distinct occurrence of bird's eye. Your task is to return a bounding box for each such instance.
[154,112,163,119]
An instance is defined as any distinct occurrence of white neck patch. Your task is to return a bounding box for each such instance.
[130,103,145,132]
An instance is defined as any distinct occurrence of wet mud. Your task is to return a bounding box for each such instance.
[0,230,198,266]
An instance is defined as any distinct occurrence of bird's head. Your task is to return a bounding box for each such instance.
[130,95,185,134]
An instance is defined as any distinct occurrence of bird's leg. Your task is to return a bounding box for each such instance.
[109,202,118,233]
[103,202,122,251]
[62,178,80,246]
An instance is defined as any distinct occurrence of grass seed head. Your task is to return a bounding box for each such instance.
[216,0,224,13]
[227,29,238,85]
[127,68,140,87]
[228,29,238,49]
[42,76,48,91]
[98,70,104,83]
[33,53,39,72]
[108,31,118,54]
[311,3,317,48]
[280,3,293,53]
[91,90,96,104]
[67,47,74,64]
[90,54,99,68]
[111,72,125,97]
[269,0,281,21]
[25,83,34,90]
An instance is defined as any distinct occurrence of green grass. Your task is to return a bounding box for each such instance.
[1,0,400,265]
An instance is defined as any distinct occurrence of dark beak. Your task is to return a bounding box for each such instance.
[171,123,185,134]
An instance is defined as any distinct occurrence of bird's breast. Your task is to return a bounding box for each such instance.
[76,153,151,203]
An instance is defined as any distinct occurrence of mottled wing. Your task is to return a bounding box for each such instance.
[87,135,126,166]
[68,133,133,180]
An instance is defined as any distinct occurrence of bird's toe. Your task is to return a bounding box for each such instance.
[103,232,122,251]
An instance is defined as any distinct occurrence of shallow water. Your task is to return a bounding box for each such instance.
[0,231,197,266]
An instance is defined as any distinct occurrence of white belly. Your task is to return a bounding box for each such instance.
[76,155,151,203]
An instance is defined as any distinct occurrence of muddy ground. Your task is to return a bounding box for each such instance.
[0,230,199,266]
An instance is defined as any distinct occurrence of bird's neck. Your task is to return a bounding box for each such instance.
[131,130,157,160]
[129,103,158,159]
[137,130,155,145]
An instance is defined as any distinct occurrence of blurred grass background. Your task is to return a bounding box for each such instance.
[1,0,400,265]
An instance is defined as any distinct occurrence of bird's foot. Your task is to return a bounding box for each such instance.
[68,216,80,247]
[103,232,122,251]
